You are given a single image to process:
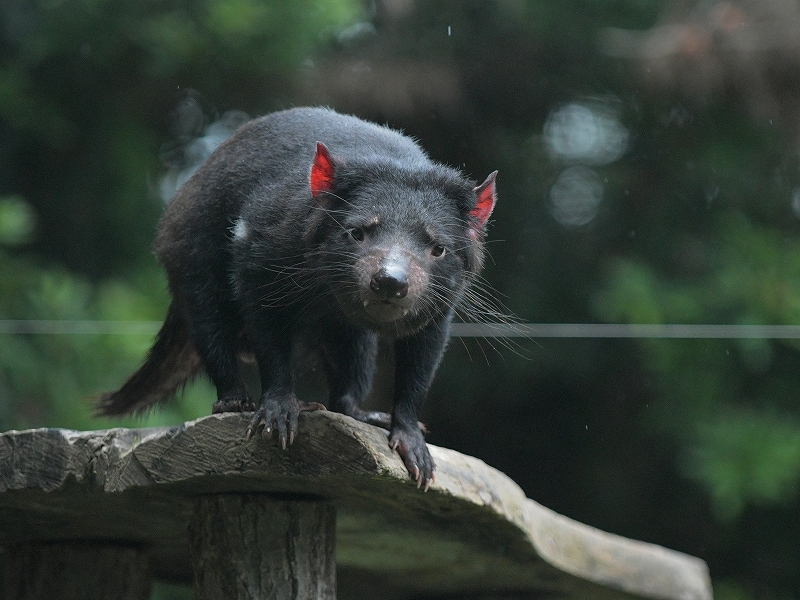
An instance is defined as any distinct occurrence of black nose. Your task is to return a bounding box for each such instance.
[370,266,409,300]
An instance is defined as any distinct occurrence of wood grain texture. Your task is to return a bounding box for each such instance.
[189,496,335,600]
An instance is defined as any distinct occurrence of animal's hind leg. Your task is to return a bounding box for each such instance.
[176,285,253,414]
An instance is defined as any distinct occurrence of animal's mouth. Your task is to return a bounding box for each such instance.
[361,296,412,323]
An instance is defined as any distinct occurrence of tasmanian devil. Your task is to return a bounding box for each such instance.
[97,107,497,488]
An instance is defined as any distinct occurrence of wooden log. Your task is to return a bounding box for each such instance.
[3,542,151,600]
[189,495,336,600]
[0,412,713,599]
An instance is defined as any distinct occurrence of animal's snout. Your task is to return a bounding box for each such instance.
[370,265,409,301]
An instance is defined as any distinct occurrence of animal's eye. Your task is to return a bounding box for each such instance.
[431,244,446,258]
[349,228,365,242]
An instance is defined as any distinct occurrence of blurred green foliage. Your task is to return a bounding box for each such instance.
[594,212,800,521]
[686,407,800,521]
[0,0,363,276]
[0,196,35,245]
[2,0,800,598]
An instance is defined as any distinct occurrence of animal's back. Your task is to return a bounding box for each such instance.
[246,107,429,166]
[155,107,429,271]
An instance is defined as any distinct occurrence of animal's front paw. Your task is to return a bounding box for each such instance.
[389,426,435,490]
[245,394,325,449]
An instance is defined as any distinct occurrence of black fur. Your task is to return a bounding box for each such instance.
[98,107,497,488]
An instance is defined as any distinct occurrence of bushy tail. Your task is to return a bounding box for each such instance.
[96,302,202,416]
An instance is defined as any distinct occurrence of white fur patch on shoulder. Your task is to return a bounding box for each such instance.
[232,216,249,241]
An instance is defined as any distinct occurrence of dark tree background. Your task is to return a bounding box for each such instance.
[3,1,800,598]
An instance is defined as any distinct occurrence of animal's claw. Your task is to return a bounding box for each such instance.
[388,426,435,490]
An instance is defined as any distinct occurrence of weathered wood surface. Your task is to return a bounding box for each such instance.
[0,411,713,599]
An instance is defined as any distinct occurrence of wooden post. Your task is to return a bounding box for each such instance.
[189,495,336,600]
[3,542,151,600]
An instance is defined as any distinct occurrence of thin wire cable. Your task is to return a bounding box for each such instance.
[3,320,800,339]
[450,323,800,339]
[0,320,162,335]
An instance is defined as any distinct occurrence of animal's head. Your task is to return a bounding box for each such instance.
[306,142,497,334]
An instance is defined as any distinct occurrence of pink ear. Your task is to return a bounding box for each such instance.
[469,171,497,229]
[310,142,335,198]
